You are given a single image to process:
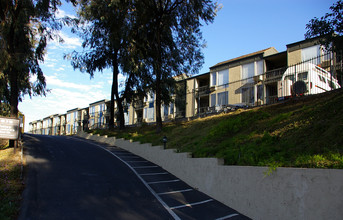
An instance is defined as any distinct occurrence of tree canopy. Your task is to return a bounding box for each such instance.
[133,0,217,132]
[0,0,75,118]
[69,0,217,132]
[68,0,138,129]
[305,0,343,51]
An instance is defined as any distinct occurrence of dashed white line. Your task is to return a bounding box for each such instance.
[170,199,214,209]
[158,189,193,195]
[147,179,180,184]
[215,213,240,220]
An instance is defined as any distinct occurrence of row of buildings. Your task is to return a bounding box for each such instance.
[29,37,342,135]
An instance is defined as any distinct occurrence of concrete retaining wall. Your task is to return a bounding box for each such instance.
[77,131,343,220]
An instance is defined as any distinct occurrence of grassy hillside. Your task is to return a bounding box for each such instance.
[93,89,343,168]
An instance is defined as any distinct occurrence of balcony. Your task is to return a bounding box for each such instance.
[264,67,287,83]
[195,86,215,97]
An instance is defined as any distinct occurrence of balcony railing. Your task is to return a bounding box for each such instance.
[195,86,215,97]
[264,67,287,83]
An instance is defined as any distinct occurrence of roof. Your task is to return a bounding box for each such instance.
[89,99,110,106]
[66,107,80,113]
[187,72,210,80]
[286,36,322,48]
[210,47,277,69]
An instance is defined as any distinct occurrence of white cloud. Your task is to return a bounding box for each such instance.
[46,75,102,91]
[56,9,77,19]
[57,32,82,49]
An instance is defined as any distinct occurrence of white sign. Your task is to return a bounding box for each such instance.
[0,117,20,140]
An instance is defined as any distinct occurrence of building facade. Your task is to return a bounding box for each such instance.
[29,37,342,134]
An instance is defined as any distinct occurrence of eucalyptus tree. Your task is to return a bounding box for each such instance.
[133,0,217,133]
[69,0,136,129]
[0,0,71,117]
[305,0,343,52]
[1,0,75,148]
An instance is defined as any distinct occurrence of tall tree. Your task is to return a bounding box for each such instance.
[0,0,74,146]
[133,0,217,133]
[69,0,137,129]
[305,0,343,52]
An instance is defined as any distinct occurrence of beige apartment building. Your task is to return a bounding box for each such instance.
[29,37,342,134]
[89,99,110,129]
[66,108,79,135]
[186,47,279,117]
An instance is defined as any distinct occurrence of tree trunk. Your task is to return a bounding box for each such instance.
[155,78,162,133]
[111,55,125,130]
[9,68,19,149]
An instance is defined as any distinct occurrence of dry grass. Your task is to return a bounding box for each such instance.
[0,144,24,220]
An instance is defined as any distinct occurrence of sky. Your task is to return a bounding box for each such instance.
[20,0,337,131]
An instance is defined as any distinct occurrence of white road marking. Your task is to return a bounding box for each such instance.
[158,189,193,195]
[215,213,240,220]
[170,199,214,209]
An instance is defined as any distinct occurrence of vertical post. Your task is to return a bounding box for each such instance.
[163,136,167,149]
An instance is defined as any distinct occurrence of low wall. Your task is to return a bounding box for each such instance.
[77,131,343,220]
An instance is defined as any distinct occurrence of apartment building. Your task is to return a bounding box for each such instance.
[36,120,42,134]
[186,47,279,117]
[29,37,342,134]
[42,116,53,135]
[89,99,110,129]
[59,114,66,135]
[66,108,80,135]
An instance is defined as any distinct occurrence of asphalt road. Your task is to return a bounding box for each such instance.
[19,134,251,220]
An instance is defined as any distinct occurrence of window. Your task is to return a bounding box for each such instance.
[211,94,216,107]
[302,45,320,64]
[217,91,228,106]
[242,62,255,82]
[147,108,154,120]
[144,104,154,121]
[67,114,71,122]
[149,102,154,108]
[256,60,263,75]
[298,72,308,81]
[170,103,174,115]
[218,69,229,86]
[211,72,217,86]
[242,87,254,105]
[164,105,169,116]
[90,106,95,117]
[124,112,129,125]
[144,108,147,118]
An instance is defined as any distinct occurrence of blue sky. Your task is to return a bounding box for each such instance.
[20,0,336,131]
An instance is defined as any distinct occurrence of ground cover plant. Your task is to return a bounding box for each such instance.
[0,141,24,220]
[93,88,343,168]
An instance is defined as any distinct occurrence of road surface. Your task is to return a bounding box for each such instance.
[19,134,250,220]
